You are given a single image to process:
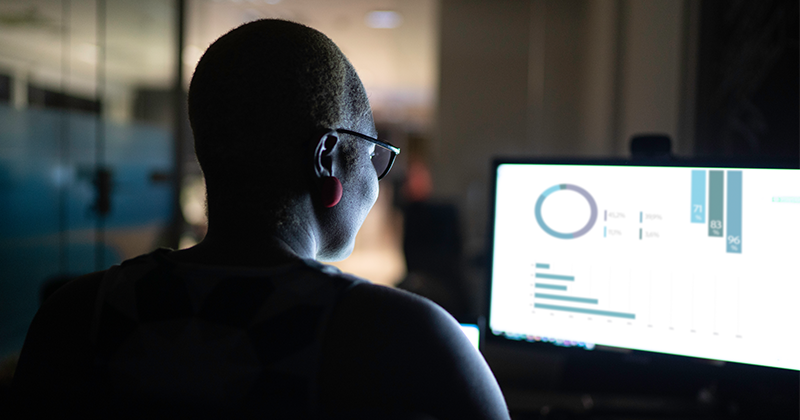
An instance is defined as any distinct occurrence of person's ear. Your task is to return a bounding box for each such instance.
[314,132,343,208]
[314,132,339,178]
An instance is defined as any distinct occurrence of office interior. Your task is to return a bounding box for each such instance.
[0,0,798,418]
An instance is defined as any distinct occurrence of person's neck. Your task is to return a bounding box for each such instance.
[170,218,319,268]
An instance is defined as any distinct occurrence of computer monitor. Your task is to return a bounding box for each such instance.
[486,158,800,377]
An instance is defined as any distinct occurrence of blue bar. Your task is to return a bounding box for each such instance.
[535,293,598,304]
[535,263,550,269]
[639,211,643,223]
[535,283,567,291]
[691,170,706,223]
[535,273,574,281]
[604,226,607,237]
[727,171,742,253]
[535,303,636,319]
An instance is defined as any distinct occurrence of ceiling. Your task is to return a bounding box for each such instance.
[0,0,438,125]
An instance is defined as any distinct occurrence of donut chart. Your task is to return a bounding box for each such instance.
[535,184,598,239]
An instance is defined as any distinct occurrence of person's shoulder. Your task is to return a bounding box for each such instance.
[331,282,483,379]
[19,269,105,355]
[39,270,105,312]
[343,282,455,333]
[320,282,510,420]
[13,270,106,417]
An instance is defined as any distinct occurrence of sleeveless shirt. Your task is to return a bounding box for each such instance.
[90,248,364,419]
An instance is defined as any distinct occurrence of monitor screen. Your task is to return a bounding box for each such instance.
[487,161,800,371]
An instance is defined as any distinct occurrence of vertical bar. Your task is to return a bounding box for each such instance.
[604,226,607,237]
[639,228,642,240]
[639,211,643,223]
[726,171,742,253]
[691,170,705,223]
[708,170,724,237]
[604,210,607,221]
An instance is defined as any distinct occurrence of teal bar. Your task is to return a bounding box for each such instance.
[726,171,742,253]
[691,170,706,223]
[639,228,642,240]
[535,263,550,269]
[639,211,643,223]
[535,303,636,319]
[535,293,598,304]
[535,273,574,281]
[535,283,567,291]
[708,171,724,237]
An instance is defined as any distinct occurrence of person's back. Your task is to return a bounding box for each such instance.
[86,250,361,418]
[12,19,510,420]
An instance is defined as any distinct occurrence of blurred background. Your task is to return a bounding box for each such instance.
[0,0,797,400]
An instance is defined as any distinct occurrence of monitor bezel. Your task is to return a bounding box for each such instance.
[483,156,800,388]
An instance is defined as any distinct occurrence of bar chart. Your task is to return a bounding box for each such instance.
[532,263,636,320]
[690,169,743,253]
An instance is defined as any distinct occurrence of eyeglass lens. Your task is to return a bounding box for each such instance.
[336,130,396,180]
[371,146,392,179]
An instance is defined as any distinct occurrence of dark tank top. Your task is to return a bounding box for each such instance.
[90,248,364,419]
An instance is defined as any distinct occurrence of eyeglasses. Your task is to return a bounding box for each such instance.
[336,128,400,180]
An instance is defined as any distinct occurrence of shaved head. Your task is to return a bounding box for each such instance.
[188,19,372,218]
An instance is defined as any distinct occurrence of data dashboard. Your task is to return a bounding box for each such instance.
[489,163,800,370]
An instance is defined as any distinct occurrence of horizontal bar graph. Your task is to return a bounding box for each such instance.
[535,303,636,319]
[535,283,567,291]
[535,263,550,269]
[535,293,598,304]
[535,273,574,281]
[530,264,634,320]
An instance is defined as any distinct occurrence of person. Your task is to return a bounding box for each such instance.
[12,19,510,419]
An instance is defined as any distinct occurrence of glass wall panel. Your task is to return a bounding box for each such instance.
[0,0,177,357]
